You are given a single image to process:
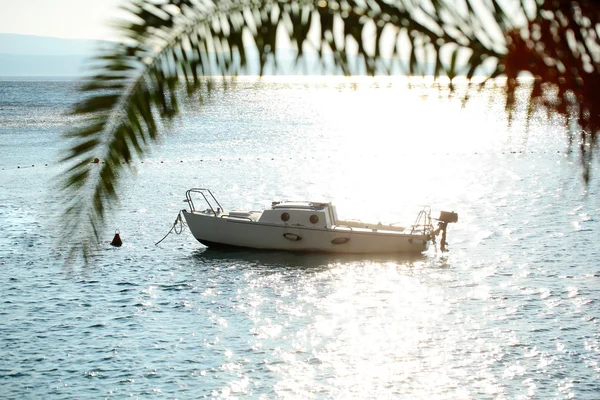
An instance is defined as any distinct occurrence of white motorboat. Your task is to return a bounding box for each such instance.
[181,188,458,254]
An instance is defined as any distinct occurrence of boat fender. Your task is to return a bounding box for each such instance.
[331,237,350,245]
[111,230,123,247]
[283,233,301,241]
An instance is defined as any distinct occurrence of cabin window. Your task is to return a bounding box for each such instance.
[281,212,290,222]
[309,215,319,224]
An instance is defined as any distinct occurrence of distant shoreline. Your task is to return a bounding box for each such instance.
[0,76,81,81]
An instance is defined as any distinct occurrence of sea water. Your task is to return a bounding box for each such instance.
[0,77,599,399]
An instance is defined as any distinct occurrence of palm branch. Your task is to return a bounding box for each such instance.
[60,0,598,261]
[503,1,600,182]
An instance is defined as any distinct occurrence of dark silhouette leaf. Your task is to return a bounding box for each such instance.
[58,0,600,264]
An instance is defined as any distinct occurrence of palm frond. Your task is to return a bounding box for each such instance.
[502,1,600,182]
[58,0,544,261]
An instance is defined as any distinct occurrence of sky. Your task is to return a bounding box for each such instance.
[0,0,125,40]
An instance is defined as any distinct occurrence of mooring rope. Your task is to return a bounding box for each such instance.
[155,211,185,246]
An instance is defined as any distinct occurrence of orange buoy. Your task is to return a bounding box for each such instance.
[110,230,122,247]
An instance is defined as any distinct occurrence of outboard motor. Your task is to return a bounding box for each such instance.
[435,211,458,252]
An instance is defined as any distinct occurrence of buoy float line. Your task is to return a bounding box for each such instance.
[0,150,576,171]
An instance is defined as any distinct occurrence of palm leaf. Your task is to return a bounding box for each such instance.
[501,1,600,181]
[60,0,598,262]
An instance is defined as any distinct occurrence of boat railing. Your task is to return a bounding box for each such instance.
[185,188,224,215]
[333,225,354,231]
[410,206,434,235]
[220,214,254,221]
[336,219,405,232]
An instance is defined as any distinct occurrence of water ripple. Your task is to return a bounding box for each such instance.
[1,80,600,398]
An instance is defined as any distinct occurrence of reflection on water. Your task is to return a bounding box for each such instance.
[192,247,426,269]
[0,78,599,398]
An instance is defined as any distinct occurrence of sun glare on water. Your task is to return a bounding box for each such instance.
[255,76,513,225]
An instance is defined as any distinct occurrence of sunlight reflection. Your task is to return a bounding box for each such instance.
[241,263,485,398]
[255,78,516,228]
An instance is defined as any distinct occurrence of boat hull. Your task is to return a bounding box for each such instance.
[182,211,430,254]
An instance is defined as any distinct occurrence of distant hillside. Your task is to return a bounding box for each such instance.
[0,33,111,77]
[0,33,326,77]
[0,33,451,78]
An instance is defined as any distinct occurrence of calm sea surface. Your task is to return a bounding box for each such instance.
[0,78,599,399]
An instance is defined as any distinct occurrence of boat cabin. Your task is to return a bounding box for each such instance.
[257,201,338,229]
